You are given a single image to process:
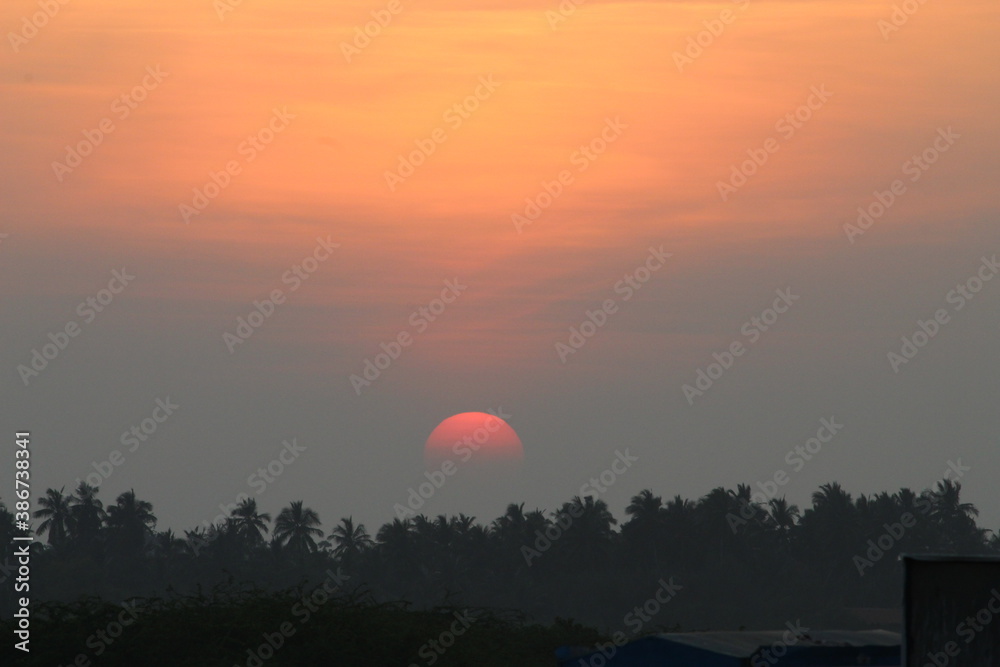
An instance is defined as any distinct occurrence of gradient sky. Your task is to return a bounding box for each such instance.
[2,0,999,536]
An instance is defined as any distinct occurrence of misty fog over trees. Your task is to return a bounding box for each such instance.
[3,479,996,631]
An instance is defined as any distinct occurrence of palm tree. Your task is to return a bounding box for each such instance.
[795,481,864,590]
[810,482,854,515]
[329,516,373,569]
[660,494,699,566]
[930,480,986,551]
[491,503,530,546]
[450,513,488,555]
[625,489,664,523]
[34,487,72,548]
[230,498,271,552]
[430,514,457,547]
[69,482,105,549]
[490,504,548,574]
[768,497,800,531]
[930,480,978,521]
[375,518,418,595]
[664,494,696,517]
[106,489,157,558]
[800,482,856,543]
[730,484,769,527]
[554,496,617,568]
[183,527,211,558]
[623,489,665,566]
[697,487,740,552]
[150,529,189,580]
[204,518,244,564]
[376,518,414,561]
[273,501,323,560]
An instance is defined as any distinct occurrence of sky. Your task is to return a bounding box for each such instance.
[2,0,999,537]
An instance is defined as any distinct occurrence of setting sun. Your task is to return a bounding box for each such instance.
[424,411,523,466]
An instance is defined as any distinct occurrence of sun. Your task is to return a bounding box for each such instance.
[424,412,523,467]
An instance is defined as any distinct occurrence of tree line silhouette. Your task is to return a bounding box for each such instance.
[2,479,996,630]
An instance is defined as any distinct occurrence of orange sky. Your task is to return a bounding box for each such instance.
[6,1,996,232]
[5,0,997,380]
[3,0,1000,530]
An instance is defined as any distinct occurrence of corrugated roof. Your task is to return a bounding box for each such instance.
[655,630,901,658]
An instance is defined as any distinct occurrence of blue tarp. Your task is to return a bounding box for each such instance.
[558,629,901,666]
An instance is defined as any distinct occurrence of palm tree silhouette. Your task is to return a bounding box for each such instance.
[100,489,157,581]
[274,501,323,561]
[69,482,106,550]
[930,479,978,520]
[624,489,665,567]
[329,516,373,569]
[34,487,72,548]
[810,482,854,514]
[626,489,664,522]
[697,487,740,560]
[491,503,533,547]
[555,495,617,568]
[230,498,271,551]
[376,518,417,598]
[930,480,986,551]
[106,489,157,556]
[767,497,800,531]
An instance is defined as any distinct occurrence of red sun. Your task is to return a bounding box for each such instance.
[424,412,523,467]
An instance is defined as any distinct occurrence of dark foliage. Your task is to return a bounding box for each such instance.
[1,479,996,648]
[0,584,602,666]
